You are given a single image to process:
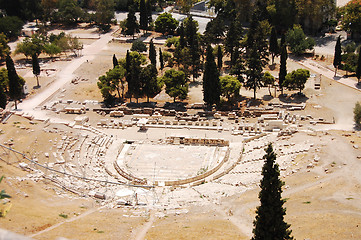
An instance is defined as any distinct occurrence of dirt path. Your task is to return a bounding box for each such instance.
[17,30,115,121]
[131,211,156,240]
[291,57,360,91]
[28,205,104,238]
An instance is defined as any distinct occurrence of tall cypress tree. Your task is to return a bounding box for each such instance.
[279,34,287,96]
[356,51,361,83]
[113,54,118,68]
[252,143,294,240]
[0,84,6,109]
[32,54,40,87]
[333,35,342,77]
[203,45,220,107]
[179,23,185,48]
[6,55,23,110]
[149,39,156,66]
[139,0,147,31]
[217,45,223,71]
[225,18,242,65]
[269,27,279,65]
[126,2,139,38]
[159,48,164,70]
[125,50,132,101]
[245,4,269,100]
[146,0,152,29]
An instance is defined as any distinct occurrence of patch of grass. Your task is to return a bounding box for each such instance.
[302,201,311,204]
[346,197,354,200]
[183,226,190,228]
[59,213,68,218]
[97,230,104,233]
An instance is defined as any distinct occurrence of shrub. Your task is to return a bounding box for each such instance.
[131,40,147,52]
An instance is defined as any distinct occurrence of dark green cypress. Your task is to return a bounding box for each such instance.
[203,45,220,107]
[149,39,156,66]
[126,2,138,38]
[32,54,40,87]
[252,143,294,240]
[146,0,152,29]
[159,48,164,70]
[179,23,185,48]
[139,0,147,30]
[245,4,269,100]
[356,50,361,83]
[6,55,23,110]
[125,50,130,72]
[269,27,279,65]
[279,35,287,95]
[113,54,118,68]
[0,84,6,109]
[333,35,342,76]
[217,45,223,70]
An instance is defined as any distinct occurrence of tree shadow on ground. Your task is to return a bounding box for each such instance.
[279,93,309,104]
[126,101,157,108]
[262,95,274,101]
[314,34,338,47]
[189,80,202,87]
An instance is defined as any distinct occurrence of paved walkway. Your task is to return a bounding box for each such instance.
[291,57,361,91]
[17,31,115,120]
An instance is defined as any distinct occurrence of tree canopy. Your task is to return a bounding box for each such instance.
[154,13,179,35]
[333,35,342,76]
[354,101,361,127]
[95,0,115,32]
[161,69,188,102]
[0,33,10,60]
[283,68,310,93]
[286,25,315,55]
[252,143,294,240]
[6,55,25,109]
[203,45,220,106]
[342,0,361,38]
[220,75,241,103]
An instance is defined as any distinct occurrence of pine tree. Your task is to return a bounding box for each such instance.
[356,51,361,83]
[217,45,223,71]
[269,27,279,65]
[139,0,148,31]
[32,54,40,87]
[149,39,156,66]
[113,54,118,68]
[279,39,288,96]
[252,143,294,240]
[333,35,342,77]
[6,55,23,110]
[0,84,6,109]
[159,48,164,70]
[203,45,220,107]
